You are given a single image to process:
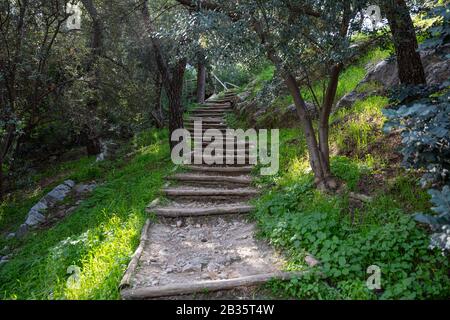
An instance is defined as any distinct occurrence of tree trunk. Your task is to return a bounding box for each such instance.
[0,155,4,201]
[150,75,164,128]
[196,54,206,104]
[319,64,342,173]
[81,0,103,155]
[382,0,426,84]
[283,73,330,186]
[142,1,185,150]
[167,59,187,150]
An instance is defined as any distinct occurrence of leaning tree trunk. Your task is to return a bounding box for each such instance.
[196,54,206,104]
[283,73,331,188]
[382,0,426,85]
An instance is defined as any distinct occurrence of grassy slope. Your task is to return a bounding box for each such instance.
[239,47,450,299]
[0,130,173,299]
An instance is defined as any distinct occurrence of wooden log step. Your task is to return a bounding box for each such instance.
[121,272,303,299]
[186,117,224,122]
[185,120,226,125]
[185,124,228,130]
[163,187,259,199]
[190,112,229,116]
[149,204,254,217]
[185,165,254,174]
[190,111,229,116]
[168,173,252,185]
[193,107,232,112]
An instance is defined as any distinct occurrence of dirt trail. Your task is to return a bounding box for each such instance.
[120,92,298,300]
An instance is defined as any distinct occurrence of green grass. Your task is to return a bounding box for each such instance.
[254,151,449,299]
[0,129,173,299]
[302,48,390,105]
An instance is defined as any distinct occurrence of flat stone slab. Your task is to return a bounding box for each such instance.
[121,217,288,299]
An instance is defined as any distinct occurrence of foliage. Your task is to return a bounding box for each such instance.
[419,4,450,52]
[256,178,450,300]
[383,88,449,188]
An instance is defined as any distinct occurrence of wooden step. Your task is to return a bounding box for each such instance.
[185,124,228,130]
[121,272,303,299]
[191,112,229,118]
[168,173,252,185]
[185,166,253,174]
[186,117,225,122]
[190,111,229,116]
[193,108,232,113]
[163,187,259,199]
[149,204,254,217]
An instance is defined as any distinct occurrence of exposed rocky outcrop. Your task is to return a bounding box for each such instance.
[7,180,97,240]
[337,43,450,110]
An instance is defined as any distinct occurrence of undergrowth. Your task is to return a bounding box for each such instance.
[0,129,172,299]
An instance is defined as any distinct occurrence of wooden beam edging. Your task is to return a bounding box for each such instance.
[119,219,152,290]
[120,271,305,300]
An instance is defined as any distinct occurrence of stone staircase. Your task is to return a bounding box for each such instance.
[119,91,299,300]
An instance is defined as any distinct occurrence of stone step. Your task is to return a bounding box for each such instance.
[168,173,252,185]
[149,203,254,217]
[163,187,259,200]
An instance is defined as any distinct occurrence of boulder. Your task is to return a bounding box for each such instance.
[23,180,75,228]
[362,43,450,89]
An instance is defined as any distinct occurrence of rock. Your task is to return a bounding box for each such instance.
[165,266,175,274]
[6,233,15,240]
[64,180,75,188]
[25,210,46,227]
[336,90,370,110]
[176,220,183,228]
[16,224,29,238]
[362,43,450,89]
[45,181,74,203]
[181,263,202,273]
[74,183,97,194]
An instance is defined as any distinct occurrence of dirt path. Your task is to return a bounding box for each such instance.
[120,92,298,300]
